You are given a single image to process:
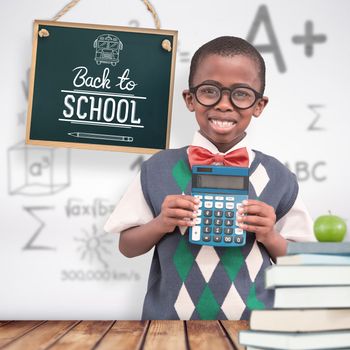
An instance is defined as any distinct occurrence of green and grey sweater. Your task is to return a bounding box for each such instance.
[140,146,298,320]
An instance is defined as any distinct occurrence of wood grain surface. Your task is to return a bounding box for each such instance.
[0,321,248,350]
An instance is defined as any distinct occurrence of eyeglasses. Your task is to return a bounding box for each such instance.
[189,83,263,110]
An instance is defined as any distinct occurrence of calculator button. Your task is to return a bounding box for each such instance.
[204,201,213,208]
[214,227,222,234]
[203,226,212,233]
[204,195,214,200]
[203,218,212,225]
[225,211,234,218]
[236,203,243,209]
[214,219,223,226]
[213,235,222,242]
[224,236,233,243]
[191,226,201,241]
[195,218,201,225]
[224,228,233,235]
[225,196,235,201]
[215,202,224,209]
[214,210,223,217]
[202,234,211,242]
[224,219,233,226]
[196,209,202,217]
[204,210,212,217]
[198,201,203,208]
[235,228,243,235]
[215,196,224,201]
[234,236,243,244]
[194,195,203,199]
[226,202,234,210]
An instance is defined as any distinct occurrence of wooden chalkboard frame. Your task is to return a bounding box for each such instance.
[26,20,178,154]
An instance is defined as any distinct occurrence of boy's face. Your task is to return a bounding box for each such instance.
[183,54,268,153]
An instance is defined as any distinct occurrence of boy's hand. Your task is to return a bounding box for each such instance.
[236,199,277,244]
[156,195,199,234]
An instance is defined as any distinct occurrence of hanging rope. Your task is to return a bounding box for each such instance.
[51,0,80,21]
[50,0,160,29]
[141,0,160,29]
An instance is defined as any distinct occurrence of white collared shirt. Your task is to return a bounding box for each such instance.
[104,131,315,243]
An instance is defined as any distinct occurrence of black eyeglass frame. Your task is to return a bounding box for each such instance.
[189,83,263,110]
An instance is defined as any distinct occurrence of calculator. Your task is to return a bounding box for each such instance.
[189,165,249,247]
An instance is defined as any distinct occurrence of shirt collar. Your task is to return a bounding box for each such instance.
[190,130,255,166]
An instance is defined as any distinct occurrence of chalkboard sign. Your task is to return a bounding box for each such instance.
[26,21,178,154]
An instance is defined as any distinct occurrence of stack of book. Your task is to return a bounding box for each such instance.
[239,241,350,350]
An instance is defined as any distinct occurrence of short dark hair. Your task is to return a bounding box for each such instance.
[188,36,266,94]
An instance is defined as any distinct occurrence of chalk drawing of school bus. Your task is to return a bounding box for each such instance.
[93,34,123,66]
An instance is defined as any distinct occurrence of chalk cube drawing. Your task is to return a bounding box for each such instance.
[8,141,70,196]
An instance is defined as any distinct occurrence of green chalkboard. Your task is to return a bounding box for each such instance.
[26,20,177,154]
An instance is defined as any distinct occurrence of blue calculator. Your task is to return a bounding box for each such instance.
[189,165,249,247]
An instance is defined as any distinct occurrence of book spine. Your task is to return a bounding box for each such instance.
[274,287,350,308]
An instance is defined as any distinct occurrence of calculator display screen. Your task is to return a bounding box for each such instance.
[196,174,245,190]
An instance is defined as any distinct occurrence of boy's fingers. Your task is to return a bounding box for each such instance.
[238,205,266,216]
[238,202,274,217]
[166,218,195,227]
[237,215,269,227]
[242,199,260,206]
[241,224,263,234]
[167,208,197,219]
[177,219,196,227]
[167,194,199,203]
[167,196,199,210]
[183,195,201,203]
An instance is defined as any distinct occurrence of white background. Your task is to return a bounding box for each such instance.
[1,0,349,319]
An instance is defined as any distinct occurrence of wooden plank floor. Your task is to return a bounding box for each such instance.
[0,321,248,350]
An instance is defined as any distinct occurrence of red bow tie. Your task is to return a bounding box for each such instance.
[188,146,249,168]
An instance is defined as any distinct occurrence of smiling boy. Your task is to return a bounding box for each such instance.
[105,36,315,320]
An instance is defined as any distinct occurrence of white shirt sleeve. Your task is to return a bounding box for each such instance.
[104,172,154,234]
[275,193,316,242]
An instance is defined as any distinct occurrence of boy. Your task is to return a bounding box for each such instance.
[104,36,315,320]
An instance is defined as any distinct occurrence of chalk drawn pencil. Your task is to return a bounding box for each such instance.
[68,132,133,142]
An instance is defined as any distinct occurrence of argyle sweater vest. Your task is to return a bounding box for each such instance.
[140,146,298,320]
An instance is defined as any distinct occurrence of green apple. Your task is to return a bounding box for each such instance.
[314,213,347,242]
